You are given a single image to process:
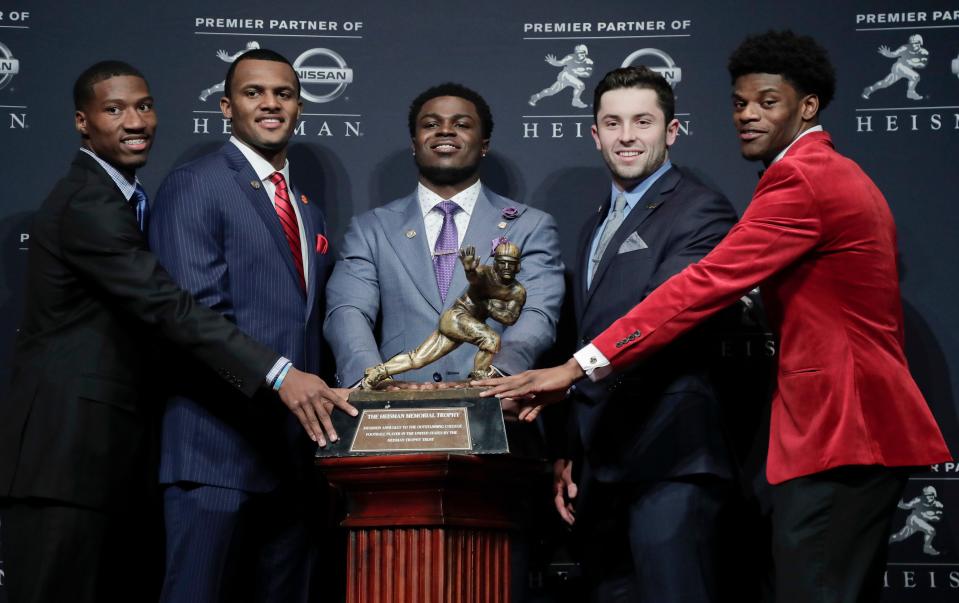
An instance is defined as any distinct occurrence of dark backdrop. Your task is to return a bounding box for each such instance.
[1,1,957,599]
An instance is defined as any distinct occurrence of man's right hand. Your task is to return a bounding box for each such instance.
[553,459,577,526]
[278,367,358,446]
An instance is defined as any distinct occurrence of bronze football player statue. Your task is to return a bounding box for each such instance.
[361,241,525,389]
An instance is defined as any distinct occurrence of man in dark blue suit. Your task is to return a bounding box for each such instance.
[149,49,341,602]
[555,66,739,602]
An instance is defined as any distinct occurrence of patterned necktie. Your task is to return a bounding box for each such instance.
[433,200,461,303]
[590,192,627,279]
[132,184,149,233]
[269,172,305,290]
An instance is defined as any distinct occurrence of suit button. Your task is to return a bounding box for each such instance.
[581,338,588,346]
[433,372,442,382]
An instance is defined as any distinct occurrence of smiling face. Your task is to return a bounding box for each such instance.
[732,73,819,166]
[221,58,302,169]
[75,75,156,179]
[591,87,678,191]
[412,95,489,195]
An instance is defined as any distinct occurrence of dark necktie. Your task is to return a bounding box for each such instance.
[433,200,461,303]
[269,172,306,290]
[132,184,149,233]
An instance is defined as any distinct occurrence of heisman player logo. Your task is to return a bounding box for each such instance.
[199,41,261,102]
[889,485,946,556]
[621,48,682,88]
[528,44,594,108]
[862,34,930,100]
[197,42,353,104]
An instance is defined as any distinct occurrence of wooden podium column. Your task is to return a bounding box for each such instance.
[316,453,545,603]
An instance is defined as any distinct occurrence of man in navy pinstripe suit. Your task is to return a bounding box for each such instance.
[149,49,341,603]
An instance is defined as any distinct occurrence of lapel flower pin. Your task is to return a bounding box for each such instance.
[490,236,510,256]
[501,206,519,220]
[301,194,309,204]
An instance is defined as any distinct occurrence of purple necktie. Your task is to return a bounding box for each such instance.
[433,200,461,302]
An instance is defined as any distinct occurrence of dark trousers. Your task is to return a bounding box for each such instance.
[0,499,158,603]
[770,465,910,603]
[160,482,312,603]
[578,476,731,603]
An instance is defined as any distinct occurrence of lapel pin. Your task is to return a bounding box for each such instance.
[250,180,261,190]
[646,202,660,209]
[301,194,309,204]
[497,221,507,229]
[406,229,417,239]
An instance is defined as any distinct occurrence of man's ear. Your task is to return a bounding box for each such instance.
[220,96,233,120]
[75,110,88,136]
[801,94,820,123]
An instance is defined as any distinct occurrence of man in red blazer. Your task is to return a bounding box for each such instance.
[478,30,951,603]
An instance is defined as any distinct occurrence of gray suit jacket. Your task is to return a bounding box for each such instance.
[324,186,564,386]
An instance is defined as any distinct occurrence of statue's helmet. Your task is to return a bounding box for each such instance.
[922,485,937,497]
[493,241,521,261]
[909,34,923,45]
[575,44,588,54]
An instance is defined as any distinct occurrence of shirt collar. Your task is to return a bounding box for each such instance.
[771,125,823,165]
[79,147,140,201]
[611,159,672,211]
[230,136,290,184]
[418,179,482,218]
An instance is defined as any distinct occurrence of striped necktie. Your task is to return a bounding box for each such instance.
[269,172,305,290]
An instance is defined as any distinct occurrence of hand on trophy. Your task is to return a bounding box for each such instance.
[473,357,585,421]
[278,367,358,445]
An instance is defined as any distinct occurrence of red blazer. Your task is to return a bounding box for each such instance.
[592,131,951,484]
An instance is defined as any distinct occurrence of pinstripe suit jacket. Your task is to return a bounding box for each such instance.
[149,142,330,492]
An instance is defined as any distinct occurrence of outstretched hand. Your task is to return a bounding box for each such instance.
[472,358,584,421]
[278,367,358,445]
[459,246,480,271]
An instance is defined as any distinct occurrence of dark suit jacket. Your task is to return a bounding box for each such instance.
[0,152,277,511]
[571,165,738,483]
[149,142,331,493]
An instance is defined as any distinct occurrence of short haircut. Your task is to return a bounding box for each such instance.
[224,48,300,98]
[592,66,675,123]
[73,60,146,110]
[728,30,836,111]
[408,83,494,139]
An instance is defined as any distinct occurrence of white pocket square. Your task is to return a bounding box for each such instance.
[617,232,648,254]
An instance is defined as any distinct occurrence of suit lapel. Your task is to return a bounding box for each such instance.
[223,144,306,298]
[574,197,608,322]
[380,192,443,314]
[584,167,680,310]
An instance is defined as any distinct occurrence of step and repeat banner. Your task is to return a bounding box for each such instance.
[1,0,958,600]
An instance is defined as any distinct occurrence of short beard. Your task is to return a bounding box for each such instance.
[416,158,480,187]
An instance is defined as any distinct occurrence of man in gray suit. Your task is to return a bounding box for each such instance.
[325,83,564,388]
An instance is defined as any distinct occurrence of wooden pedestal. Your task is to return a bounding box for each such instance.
[316,453,545,603]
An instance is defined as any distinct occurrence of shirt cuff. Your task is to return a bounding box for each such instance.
[266,357,291,387]
[573,344,613,382]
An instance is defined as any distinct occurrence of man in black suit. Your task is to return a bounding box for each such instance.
[0,61,354,603]
[553,66,739,602]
